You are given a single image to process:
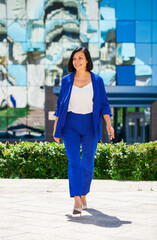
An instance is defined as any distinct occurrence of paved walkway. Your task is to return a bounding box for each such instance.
[0,179,157,240]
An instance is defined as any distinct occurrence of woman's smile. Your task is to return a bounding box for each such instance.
[72,51,88,71]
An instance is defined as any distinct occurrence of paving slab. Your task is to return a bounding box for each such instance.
[0,179,157,240]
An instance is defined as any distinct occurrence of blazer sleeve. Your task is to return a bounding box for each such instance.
[100,77,113,117]
[54,77,65,117]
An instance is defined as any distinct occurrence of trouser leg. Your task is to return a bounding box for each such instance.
[81,128,97,196]
[63,128,82,197]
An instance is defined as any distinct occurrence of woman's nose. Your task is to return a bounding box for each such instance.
[75,59,80,63]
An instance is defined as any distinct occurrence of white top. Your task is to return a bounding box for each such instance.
[67,82,93,114]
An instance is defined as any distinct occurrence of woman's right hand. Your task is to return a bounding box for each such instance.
[53,117,60,143]
[54,137,60,143]
[53,130,60,143]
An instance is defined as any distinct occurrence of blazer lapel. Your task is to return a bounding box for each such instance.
[91,71,99,113]
[63,72,75,108]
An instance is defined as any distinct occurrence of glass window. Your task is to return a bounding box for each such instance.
[100,0,116,20]
[92,64,100,76]
[7,117,27,139]
[28,108,44,118]
[0,117,7,130]
[27,117,45,139]
[135,0,151,20]
[152,0,157,20]
[0,86,7,112]
[0,1,6,19]
[0,106,7,117]
[116,21,135,42]
[27,19,44,43]
[116,0,135,20]
[7,20,27,43]
[28,87,45,108]
[100,0,115,8]
[152,66,157,86]
[7,86,27,108]
[99,65,116,86]
[152,21,157,43]
[27,65,45,86]
[45,18,63,42]
[135,65,152,86]
[0,42,8,65]
[7,0,27,19]
[100,20,115,43]
[27,0,44,20]
[116,43,135,65]
[85,0,99,20]
[88,43,100,59]
[100,43,115,64]
[116,65,135,86]
[7,107,29,118]
[0,117,7,139]
[135,44,151,65]
[7,65,27,86]
[80,20,99,43]
[152,44,157,65]
[136,21,151,43]
[8,42,27,65]
[0,21,7,41]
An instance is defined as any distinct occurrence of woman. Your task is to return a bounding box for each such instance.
[53,47,114,215]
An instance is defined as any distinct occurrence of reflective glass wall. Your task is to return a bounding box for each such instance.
[0,0,156,140]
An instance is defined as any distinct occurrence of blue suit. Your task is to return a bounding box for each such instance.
[54,71,112,142]
[54,71,112,198]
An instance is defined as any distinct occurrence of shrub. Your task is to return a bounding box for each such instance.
[0,140,156,180]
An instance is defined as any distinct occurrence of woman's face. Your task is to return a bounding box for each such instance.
[72,51,88,71]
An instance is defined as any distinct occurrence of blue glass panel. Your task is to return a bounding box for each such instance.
[100,0,116,20]
[152,44,157,65]
[99,68,116,86]
[7,65,27,86]
[135,65,152,86]
[100,20,115,43]
[135,0,151,20]
[116,43,135,65]
[7,20,27,42]
[152,0,157,20]
[100,0,115,8]
[136,21,151,43]
[116,65,135,86]
[152,66,157,86]
[135,44,151,65]
[116,21,135,42]
[116,0,135,20]
[152,21,157,43]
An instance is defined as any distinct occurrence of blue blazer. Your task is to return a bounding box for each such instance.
[54,71,112,142]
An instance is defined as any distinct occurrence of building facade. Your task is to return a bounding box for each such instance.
[0,0,157,143]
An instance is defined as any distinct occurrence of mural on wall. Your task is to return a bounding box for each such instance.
[0,0,155,139]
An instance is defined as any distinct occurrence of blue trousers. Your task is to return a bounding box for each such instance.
[62,111,97,197]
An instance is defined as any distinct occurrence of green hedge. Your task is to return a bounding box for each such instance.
[0,141,157,180]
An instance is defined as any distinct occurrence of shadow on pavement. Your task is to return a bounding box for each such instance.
[65,208,132,228]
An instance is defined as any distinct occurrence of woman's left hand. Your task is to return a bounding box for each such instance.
[106,124,115,140]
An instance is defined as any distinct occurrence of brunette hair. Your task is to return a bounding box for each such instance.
[68,47,93,72]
